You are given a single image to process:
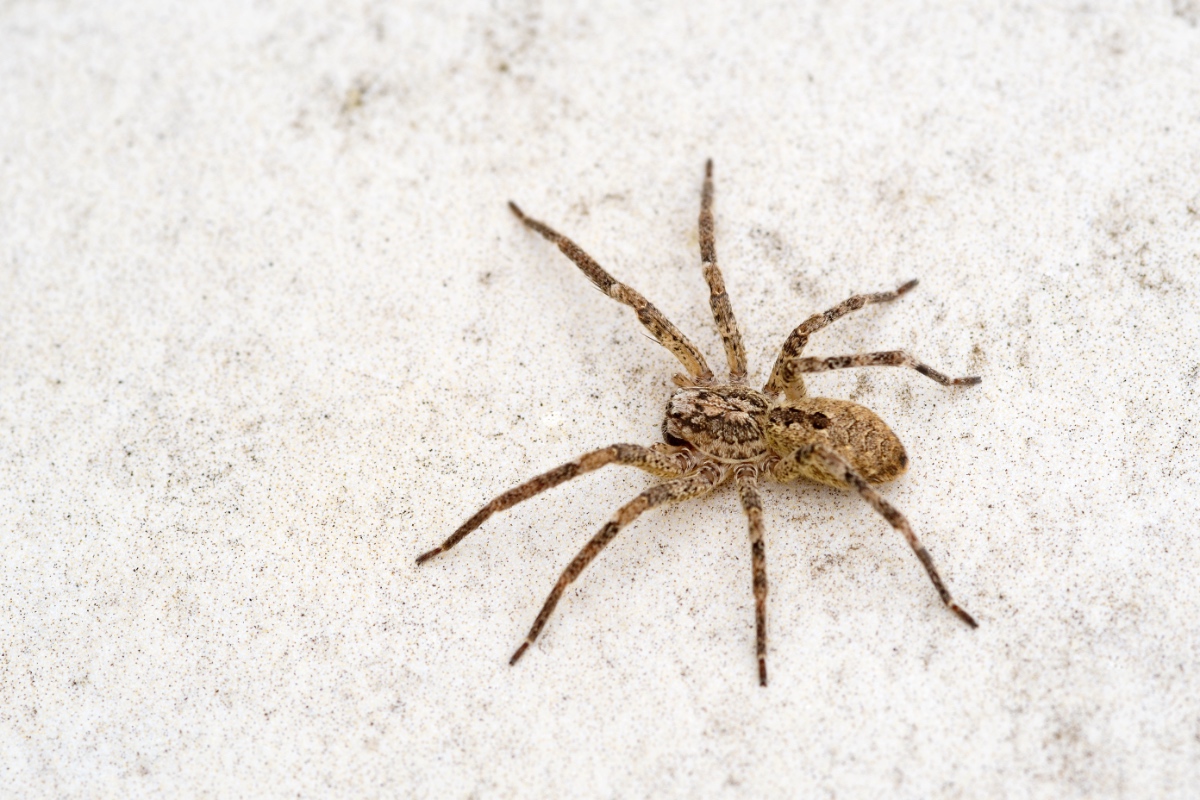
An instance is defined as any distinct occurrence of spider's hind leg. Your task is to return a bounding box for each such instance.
[764,281,918,398]
[786,350,981,387]
[777,444,978,628]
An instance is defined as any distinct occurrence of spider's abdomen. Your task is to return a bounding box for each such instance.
[765,397,908,486]
[663,385,771,462]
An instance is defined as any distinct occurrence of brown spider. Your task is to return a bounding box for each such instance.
[417,161,980,686]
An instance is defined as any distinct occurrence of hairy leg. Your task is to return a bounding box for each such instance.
[785,350,981,387]
[510,465,724,664]
[777,444,978,628]
[509,201,713,381]
[698,160,748,380]
[416,444,687,564]
[764,280,918,399]
[735,466,769,686]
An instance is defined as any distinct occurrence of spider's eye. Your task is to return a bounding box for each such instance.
[810,412,831,430]
[661,418,688,447]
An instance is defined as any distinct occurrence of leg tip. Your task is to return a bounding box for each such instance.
[509,641,530,665]
[507,200,525,220]
[957,376,983,386]
[952,604,979,629]
[897,279,919,294]
[705,158,713,177]
[758,659,768,687]
[415,548,439,565]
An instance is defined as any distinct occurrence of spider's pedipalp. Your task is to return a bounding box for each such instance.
[764,281,918,398]
[699,160,748,381]
[508,201,714,381]
[780,443,978,628]
[786,350,982,387]
[415,444,686,564]
[734,467,769,686]
[510,465,724,666]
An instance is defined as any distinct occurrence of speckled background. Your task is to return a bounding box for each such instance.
[2,2,1199,797]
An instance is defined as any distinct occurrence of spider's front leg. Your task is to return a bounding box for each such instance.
[510,464,725,665]
[697,159,749,381]
[509,201,714,381]
[416,444,687,564]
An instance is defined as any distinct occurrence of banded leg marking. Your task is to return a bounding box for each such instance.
[735,467,769,686]
[791,444,978,628]
[699,160,748,380]
[416,444,685,564]
[509,201,713,380]
[786,350,981,387]
[765,281,918,398]
[510,467,724,664]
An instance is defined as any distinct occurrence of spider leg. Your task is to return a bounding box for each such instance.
[764,280,918,398]
[782,443,978,628]
[416,444,687,564]
[734,466,769,686]
[510,465,724,665]
[509,201,714,381]
[698,160,748,381]
[785,350,981,387]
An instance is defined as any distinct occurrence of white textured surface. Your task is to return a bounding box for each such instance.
[3,2,1200,797]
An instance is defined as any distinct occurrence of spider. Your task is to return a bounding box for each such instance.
[417,161,980,686]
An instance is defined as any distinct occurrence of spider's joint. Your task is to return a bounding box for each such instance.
[696,462,726,486]
[733,463,758,481]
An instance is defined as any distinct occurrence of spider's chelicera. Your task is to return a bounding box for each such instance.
[418,161,980,686]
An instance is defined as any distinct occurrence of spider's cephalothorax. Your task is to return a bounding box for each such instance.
[662,385,771,462]
[417,161,981,686]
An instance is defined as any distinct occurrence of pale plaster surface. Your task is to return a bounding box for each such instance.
[2,2,1200,798]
